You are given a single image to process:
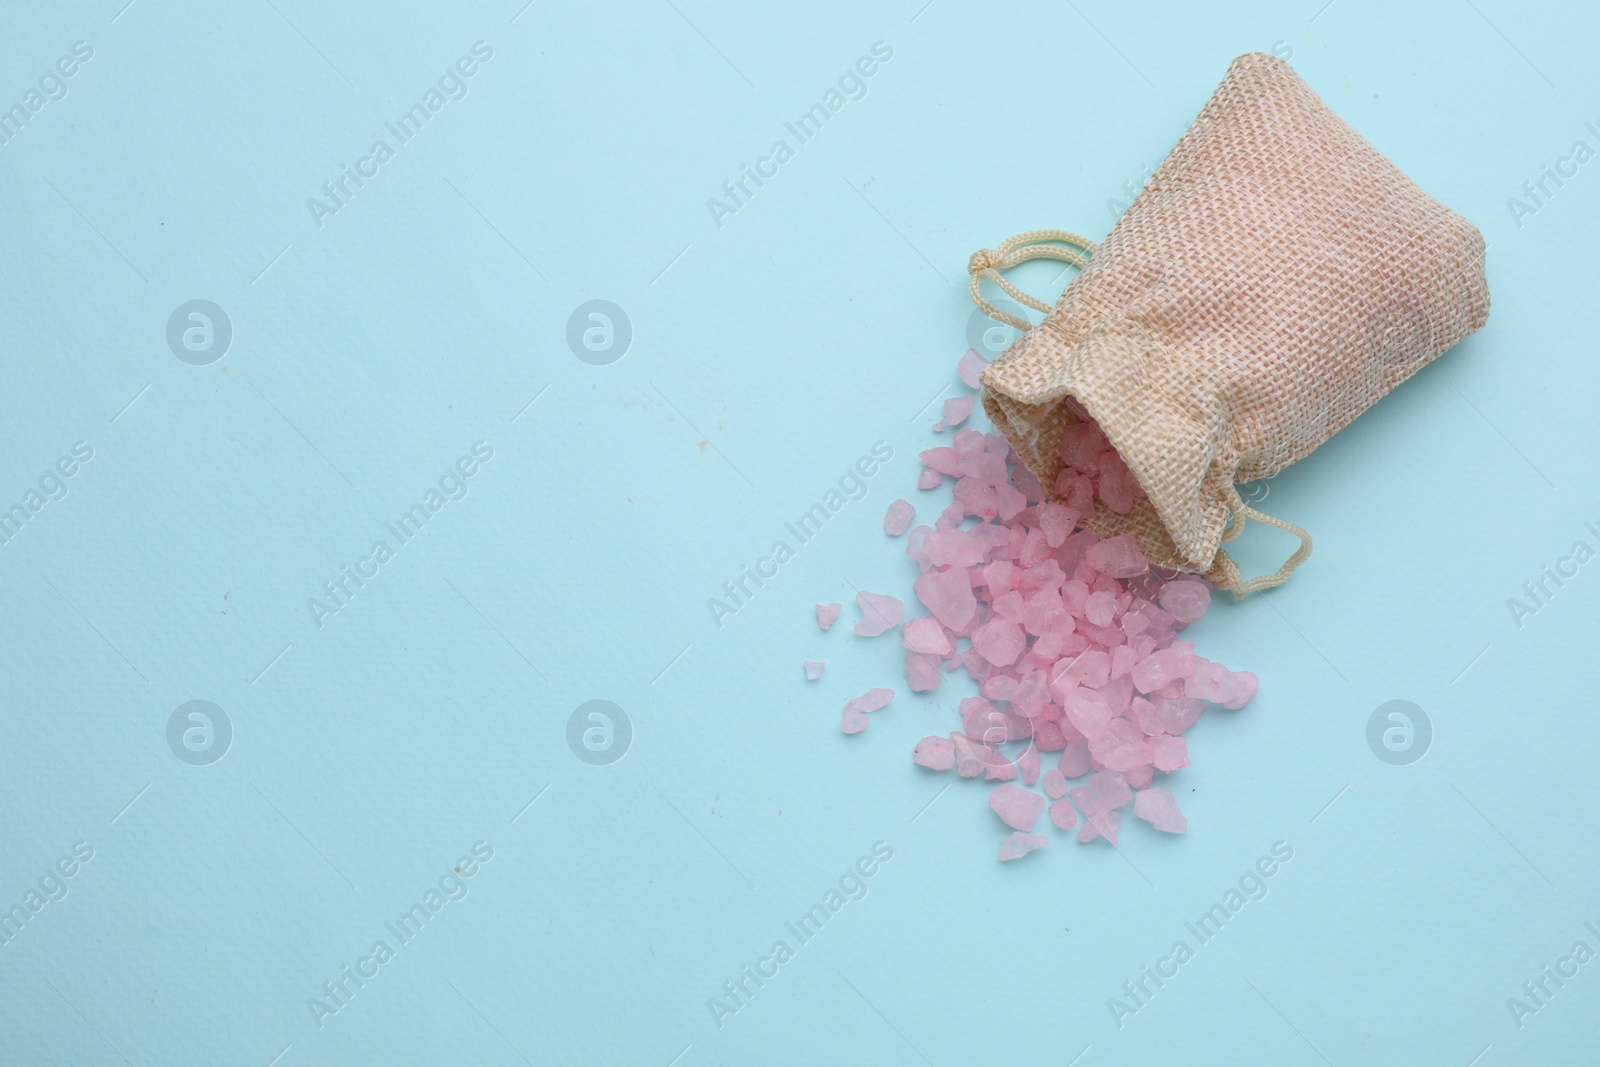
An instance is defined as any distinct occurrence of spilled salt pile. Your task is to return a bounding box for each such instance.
[810,349,1258,861]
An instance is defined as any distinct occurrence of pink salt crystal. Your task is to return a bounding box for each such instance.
[1037,502,1077,548]
[904,652,943,692]
[1058,422,1107,473]
[998,832,1048,861]
[1221,670,1258,710]
[957,348,989,389]
[1125,764,1155,789]
[1133,788,1188,833]
[1110,644,1140,680]
[1018,746,1041,786]
[1056,649,1110,690]
[917,468,943,490]
[943,395,974,427]
[845,687,894,716]
[902,616,952,655]
[1148,734,1189,772]
[920,447,962,476]
[951,733,989,777]
[854,591,904,637]
[1077,808,1121,844]
[972,618,1026,668]
[1094,452,1141,514]
[1041,769,1068,799]
[1064,690,1113,739]
[815,603,842,631]
[913,735,956,770]
[803,660,825,681]
[1086,533,1148,579]
[1131,649,1178,694]
[1048,799,1078,831]
[989,784,1046,831]
[984,756,1018,782]
[1087,770,1133,811]
[883,499,915,537]
[1089,719,1150,773]
[1058,738,1093,778]
[1185,659,1230,703]
[1083,591,1117,627]
[1159,578,1211,625]
[841,708,869,734]
[1055,470,1096,516]
[915,568,978,630]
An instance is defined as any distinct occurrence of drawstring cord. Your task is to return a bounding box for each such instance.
[967,229,1096,332]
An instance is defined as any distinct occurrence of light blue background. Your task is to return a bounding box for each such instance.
[2,0,1596,1063]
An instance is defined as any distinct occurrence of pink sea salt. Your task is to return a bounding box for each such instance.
[854,592,904,637]
[999,832,1048,861]
[989,784,1046,831]
[814,358,1261,859]
[957,348,989,389]
[803,660,824,680]
[913,735,956,770]
[884,499,915,537]
[816,603,841,631]
[1133,788,1187,833]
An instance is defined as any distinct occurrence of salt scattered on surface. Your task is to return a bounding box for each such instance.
[884,499,915,537]
[803,660,824,680]
[813,348,1259,859]
[816,603,841,631]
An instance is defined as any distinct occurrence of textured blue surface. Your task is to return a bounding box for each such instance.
[2,1,1597,1064]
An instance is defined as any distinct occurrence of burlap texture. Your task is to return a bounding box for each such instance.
[979,52,1489,593]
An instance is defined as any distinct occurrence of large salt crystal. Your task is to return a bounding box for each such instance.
[902,616,953,655]
[1221,670,1259,709]
[815,603,841,631]
[1086,533,1148,579]
[884,499,915,537]
[998,832,1048,861]
[989,784,1046,831]
[957,348,989,389]
[845,688,894,715]
[1058,738,1092,779]
[943,395,974,427]
[1160,579,1210,625]
[1083,591,1117,627]
[913,735,955,770]
[1037,503,1077,548]
[1089,719,1150,773]
[1041,769,1068,799]
[1087,769,1133,811]
[972,618,1026,668]
[1148,733,1189,772]
[1017,746,1040,786]
[950,733,990,778]
[854,591,904,637]
[1133,788,1187,833]
[915,567,977,630]
[803,660,824,681]
[917,468,943,490]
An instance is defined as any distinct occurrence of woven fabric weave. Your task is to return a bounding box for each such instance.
[978,52,1489,595]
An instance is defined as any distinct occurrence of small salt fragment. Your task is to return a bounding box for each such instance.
[854,591,904,637]
[844,688,895,716]
[1058,738,1092,778]
[998,832,1048,861]
[1086,533,1148,579]
[917,468,943,490]
[913,735,956,770]
[1041,769,1068,799]
[1125,764,1155,789]
[803,660,824,681]
[904,651,943,692]
[1133,788,1188,833]
[1077,807,1121,844]
[1160,579,1211,625]
[915,567,978,630]
[1018,746,1040,786]
[957,348,989,389]
[920,447,963,476]
[943,395,974,426]
[816,603,842,631]
[884,499,915,537]
[1048,799,1077,831]
[989,784,1046,831]
[1221,670,1259,709]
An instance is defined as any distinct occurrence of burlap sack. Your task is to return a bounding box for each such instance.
[970,52,1489,596]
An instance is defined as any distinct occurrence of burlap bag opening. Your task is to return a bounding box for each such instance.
[970,52,1489,597]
